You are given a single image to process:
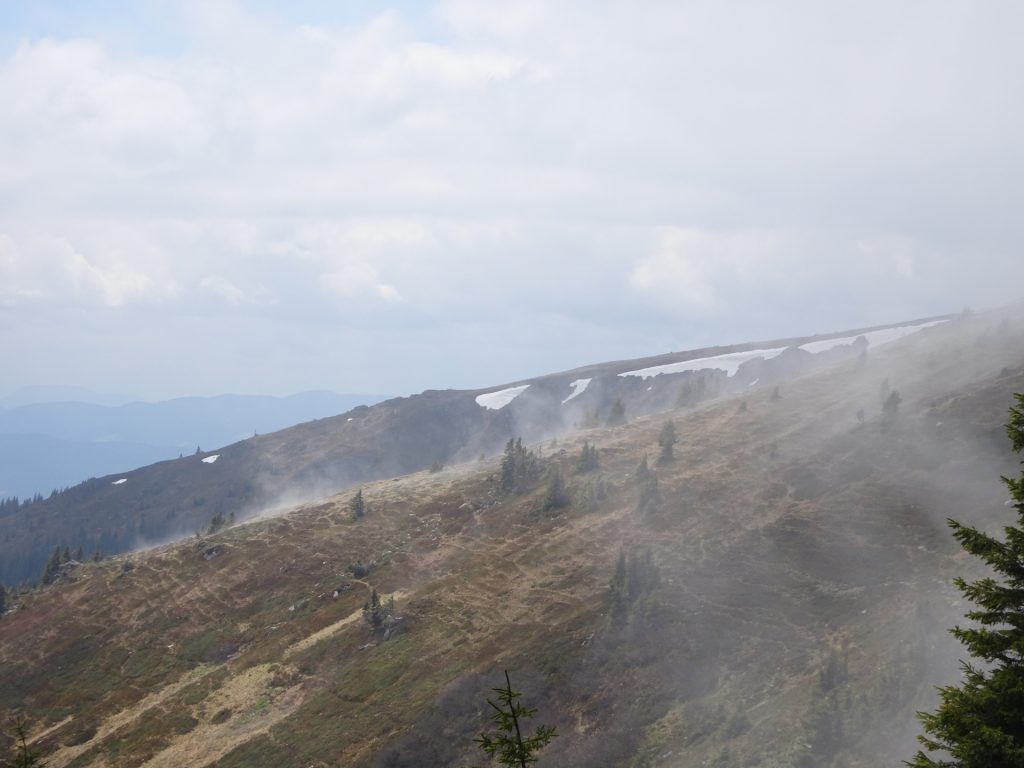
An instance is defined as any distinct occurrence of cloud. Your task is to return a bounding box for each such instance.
[1,1,1023,397]
[320,262,402,303]
[199,275,246,305]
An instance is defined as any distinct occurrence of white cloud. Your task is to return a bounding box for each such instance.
[320,261,402,303]
[199,275,245,305]
[1,1,1023,396]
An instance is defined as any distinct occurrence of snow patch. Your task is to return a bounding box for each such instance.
[619,347,788,380]
[112,478,127,485]
[201,454,220,464]
[798,320,947,355]
[561,378,591,404]
[476,385,529,410]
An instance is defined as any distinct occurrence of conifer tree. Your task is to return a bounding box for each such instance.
[634,455,651,483]
[499,438,541,495]
[909,393,1024,766]
[3,717,46,766]
[540,469,569,513]
[469,670,556,768]
[606,398,626,427]
[575,441,600,474]
[0,583,6,616]
[883,390,902,419]
[40,546,61,586]
[657,420,677,465]
[349,488,366,520]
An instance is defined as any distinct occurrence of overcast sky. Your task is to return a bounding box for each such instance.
[1,0,1022,400]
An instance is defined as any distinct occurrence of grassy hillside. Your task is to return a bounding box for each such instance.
[0,317,952,587]
[1,310,1023,767]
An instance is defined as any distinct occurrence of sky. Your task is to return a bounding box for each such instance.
[1,0,1022,400]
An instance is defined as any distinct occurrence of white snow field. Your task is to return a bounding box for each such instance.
[798,319,947,355]
[201,454,220,464]
[621,320,948,381]
[561,378,592,404]
[619,347,789,380]
[475,385,530,410]
[112,478,127,485]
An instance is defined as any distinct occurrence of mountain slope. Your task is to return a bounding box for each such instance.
[0,316,953,586]
[2,308,1023,767]
[0,392,389,502]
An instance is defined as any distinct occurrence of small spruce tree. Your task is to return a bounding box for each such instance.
[349,488,366,520]
[575,441,600,474]
[3,717,46,767]
[40,546,62,586]
[634,455,651,483]
[0,583,6,616]
[883,390,902,419]
[606,398,626,427]
[469,670,556,768]
[540,469,569,513]
[908,393,1024,766]
[657,420,677,465]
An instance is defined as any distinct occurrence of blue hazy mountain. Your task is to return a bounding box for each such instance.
[0,391,388,500]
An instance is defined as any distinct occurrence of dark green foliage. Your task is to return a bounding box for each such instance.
[608,549,661,625]
[770,385,781,401]
[736,400,748,414]
[575,441,600,474]
[0,583,5,615]
[606,398,626,427]
[539,470,569,514]
[499,438,542,495]
[908,393,1024,767]
[883,390,902,419]
[469,670,556,768]
[40,546,61,586]
[574,476,608,512]
[429,461,444,474]
[657,420,677,465]
[634,455,651,483]
[362,588,394,633]
[3,718,46,767]
[350,488,366,520]
[348,560,372,578]
[633,455,659,514]
[206,511,226,535]
[73,546,83,562]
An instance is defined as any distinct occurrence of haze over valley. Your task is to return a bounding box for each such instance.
[3,2,1024,766]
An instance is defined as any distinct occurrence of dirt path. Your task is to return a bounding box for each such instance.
[141,663,303,768]
[44,665,213,768]
[284,589,409,659]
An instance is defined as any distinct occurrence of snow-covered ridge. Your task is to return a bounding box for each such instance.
[620,320,948,381]
[201,454,220,464]
[562,378,591,404]
[112,478,127,485]
[798,319,947,354]
[476,385,530,410]
[620,347,789,380]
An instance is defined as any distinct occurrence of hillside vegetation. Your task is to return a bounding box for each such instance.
[2,309,1023,766]
[0,317,951,586]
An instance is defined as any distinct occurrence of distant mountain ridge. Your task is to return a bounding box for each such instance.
[0,315,959,586]
[0,391,389,500]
